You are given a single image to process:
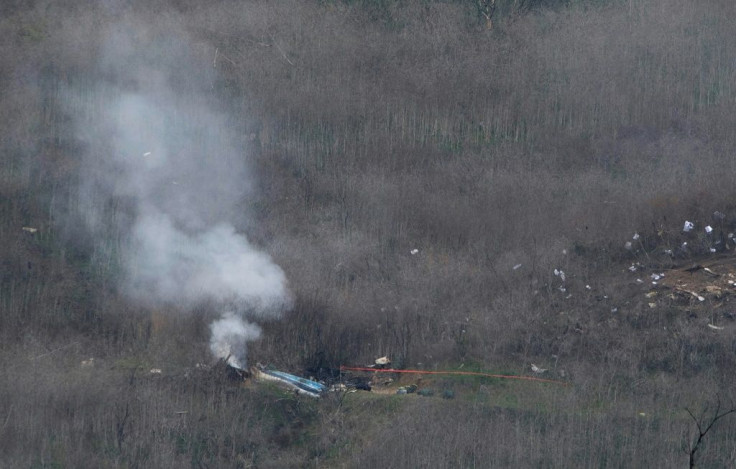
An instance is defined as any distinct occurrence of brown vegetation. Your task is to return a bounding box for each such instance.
[3,0,736,466]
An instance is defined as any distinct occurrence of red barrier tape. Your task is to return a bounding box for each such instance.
[339,366,571,386]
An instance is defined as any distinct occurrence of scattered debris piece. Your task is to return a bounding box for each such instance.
[705,225,713,234]
[330,383,348,392]
[625,241,633,250]
[707,324,724,330]
[531,364,547,374]
[585,285,592,290]
[149,368,162,374]
[648,303,657,308]
[375,356,391,368]
[554,269,566,281]
[396,384,418,395]
[513,263,522,270]
[410,249,419,255]
[633,233,640,240]
[683,221,694,232]
[22,227,38,233]
[676,289,706,302]
[80,358,95,368]
[143,152,152,156]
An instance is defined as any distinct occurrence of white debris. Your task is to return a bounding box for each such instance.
[683,221,694,232]
[611,307,618,313]
[710,248,717,253]
[558,286,567,292]
[585,285,592,290]
[651,273,661,281]
[664,249,673,256]
[729,233,734,239]
[707,324,724,330]
[410,249,419,255]
[143,152,152,156]
[513,263,522,270]
[150,368,162,374]
[562,249,567,255]
[22,227,38,233]
[681,242,688,250]
[375,356,391,366]
[633,233,640,240]
[81,358,95,368]
[554,269,566,281]
[705,225,713,234]
[625,241,633,250]
[636,278,644,284]
[531,364,547,373]
[628,265,637,272]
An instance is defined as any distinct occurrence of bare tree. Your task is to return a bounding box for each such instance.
[685,396,736,469]
[477,0,496,29]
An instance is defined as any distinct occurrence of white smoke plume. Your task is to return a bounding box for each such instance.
[66,16,290,368]
[209,313,263,369]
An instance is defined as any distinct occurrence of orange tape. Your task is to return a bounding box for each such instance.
[339,366,570,386]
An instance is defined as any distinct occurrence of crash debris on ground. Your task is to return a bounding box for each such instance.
[634,256,736,329]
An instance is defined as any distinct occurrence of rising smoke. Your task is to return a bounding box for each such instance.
[67,16,291,368]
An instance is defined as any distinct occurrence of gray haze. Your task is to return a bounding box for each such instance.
[68,17,291,367]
